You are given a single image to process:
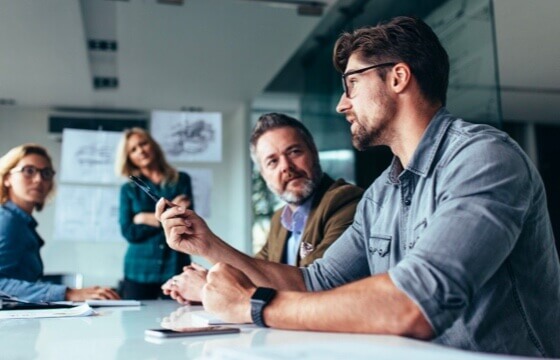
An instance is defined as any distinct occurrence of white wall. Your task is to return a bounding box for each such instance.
[0,106,251,287]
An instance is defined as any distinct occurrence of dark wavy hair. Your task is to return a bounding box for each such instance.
[333,16,449,105]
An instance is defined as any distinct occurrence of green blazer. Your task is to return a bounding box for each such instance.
[255,174,363,267]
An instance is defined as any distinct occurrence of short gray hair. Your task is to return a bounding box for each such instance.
[249,113,319,169]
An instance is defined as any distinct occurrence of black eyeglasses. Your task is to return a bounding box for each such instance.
[11,165,56,181]
[341,62,396,98]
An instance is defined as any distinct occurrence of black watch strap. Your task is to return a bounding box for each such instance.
[250,287,277,327]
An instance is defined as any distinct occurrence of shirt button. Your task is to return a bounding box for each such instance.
[159,244,165,249]
[404,199,411,206]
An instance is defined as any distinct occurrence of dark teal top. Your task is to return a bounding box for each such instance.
[119,171,192,284]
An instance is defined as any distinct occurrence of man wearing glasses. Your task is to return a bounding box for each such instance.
[157,16,560,357]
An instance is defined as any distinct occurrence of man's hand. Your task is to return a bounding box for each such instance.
[172,194,192,209]
[162,263,208,304]
[161,277,189,304]
[155,198,216,256]
[202,263,256,324]
[65,286,120,301]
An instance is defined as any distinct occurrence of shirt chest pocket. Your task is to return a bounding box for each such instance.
[409,218,427,250]
[368,235,392,273]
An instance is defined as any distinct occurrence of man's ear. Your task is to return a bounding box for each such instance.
[390,63,412,94]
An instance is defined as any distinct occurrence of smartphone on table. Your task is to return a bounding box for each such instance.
[145,326,240,338]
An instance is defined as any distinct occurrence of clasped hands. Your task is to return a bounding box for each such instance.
[155,198,256,324]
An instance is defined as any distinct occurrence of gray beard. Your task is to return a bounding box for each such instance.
[278,177,316,206]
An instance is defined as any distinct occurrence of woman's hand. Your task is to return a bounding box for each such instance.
[133,212,160,227]
[65,286,121,301]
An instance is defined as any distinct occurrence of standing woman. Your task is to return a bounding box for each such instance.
[116,128,193,299]
[0,144,119,302]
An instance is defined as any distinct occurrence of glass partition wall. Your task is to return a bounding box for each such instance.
[250,0,502,254]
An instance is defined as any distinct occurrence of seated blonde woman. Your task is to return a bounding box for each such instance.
[0,144,120,302]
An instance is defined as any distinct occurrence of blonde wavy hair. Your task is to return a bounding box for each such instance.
[115,127,178,184]
[0,144,55,211]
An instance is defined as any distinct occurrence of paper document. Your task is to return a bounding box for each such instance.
[86,300,141,307]
[0,303,95,320]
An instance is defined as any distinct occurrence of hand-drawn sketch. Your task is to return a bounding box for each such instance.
[151,111,222,162]
[75,143,113,166]
[53,185,124,242]
[60,129,124,184]
[179,168,212,219]
[166,120,215,155]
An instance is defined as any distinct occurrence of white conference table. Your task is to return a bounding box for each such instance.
[0,300,538,360]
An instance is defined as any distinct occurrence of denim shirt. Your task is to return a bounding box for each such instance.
[302,108,560,357]
[0,201,66,301]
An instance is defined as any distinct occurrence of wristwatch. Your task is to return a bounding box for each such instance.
[250,287,277,327]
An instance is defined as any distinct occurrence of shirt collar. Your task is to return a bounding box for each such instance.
[388,107,453,183]
[280,195,314,233]
[3,200,38,228]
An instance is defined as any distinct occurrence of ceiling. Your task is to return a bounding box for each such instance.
[0,0,336,116]
[0,0,559,124]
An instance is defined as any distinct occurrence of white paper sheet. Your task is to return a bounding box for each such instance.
[53,184,123,242]
[60,129,123,184]
[85,300,141,307]
[0,304,95,320]
[179,167,212,219]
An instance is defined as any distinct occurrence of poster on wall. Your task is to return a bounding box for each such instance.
[180,168,212,219]
[53,185,123,242]
[150,111,222,162]
[60,129,123,184]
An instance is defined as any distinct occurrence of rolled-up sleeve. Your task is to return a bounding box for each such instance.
[389,135,532,335]
[301,197,372,291]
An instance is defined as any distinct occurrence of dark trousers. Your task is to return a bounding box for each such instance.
[120,278,169,300]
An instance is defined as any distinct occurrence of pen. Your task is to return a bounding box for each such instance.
[129,175,177,209]
[129,175,160,203]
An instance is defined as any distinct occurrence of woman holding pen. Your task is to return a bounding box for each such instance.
[0,143,119,302]
[115,128,193,300]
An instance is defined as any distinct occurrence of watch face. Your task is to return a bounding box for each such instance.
[250,287,277,327]
[251,287,276,303]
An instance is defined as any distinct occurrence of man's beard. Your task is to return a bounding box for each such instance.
[278,177,316,205]
[268,162,322,206]
[351,87,396,150]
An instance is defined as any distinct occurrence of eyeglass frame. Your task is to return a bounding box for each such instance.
[341,62,397,98]
[10,165,56,181]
